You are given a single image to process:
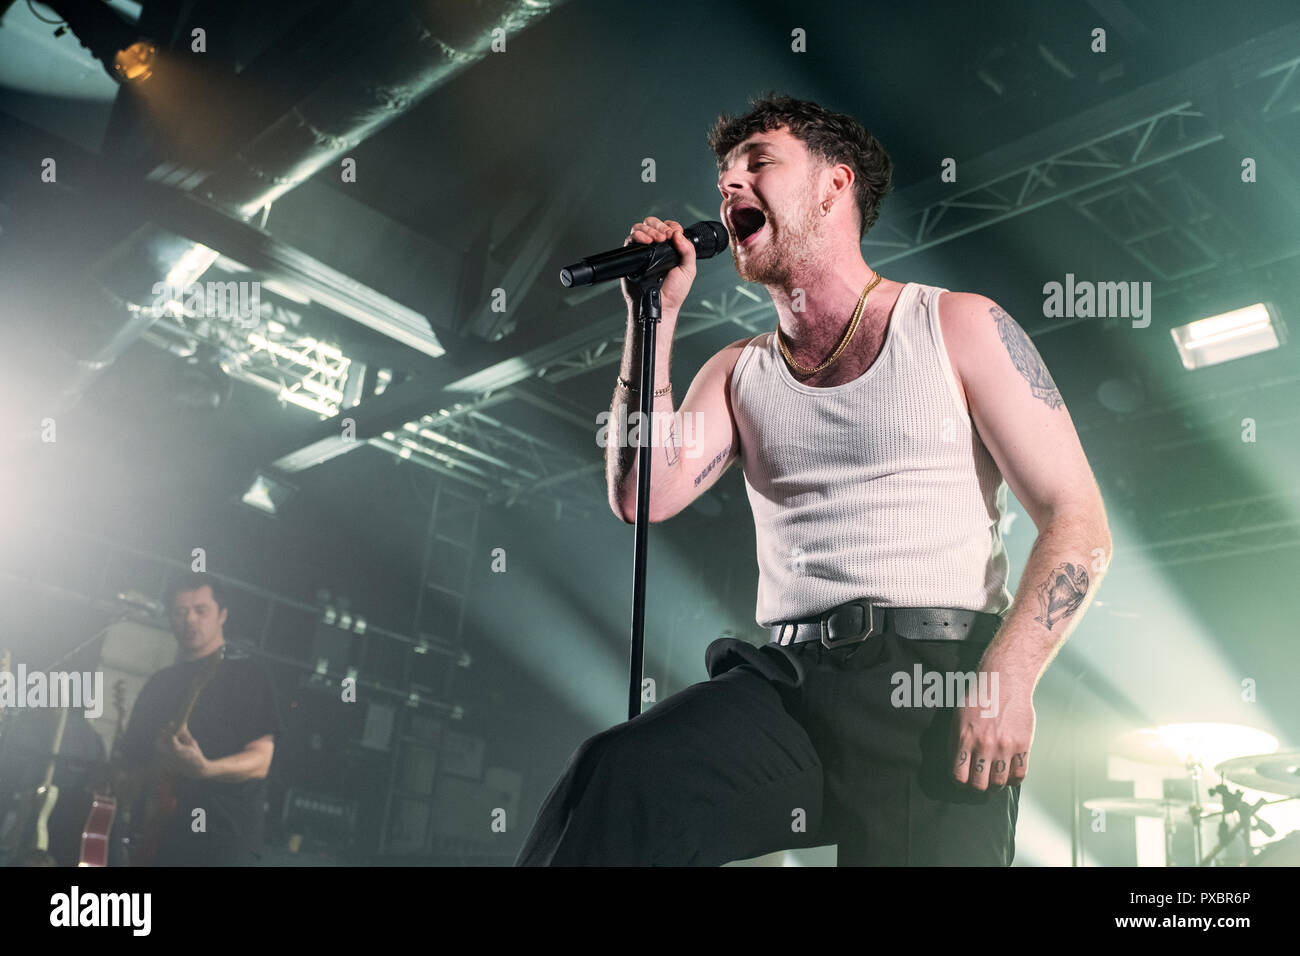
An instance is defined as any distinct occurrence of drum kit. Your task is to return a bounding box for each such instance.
[1084,723,1299,866]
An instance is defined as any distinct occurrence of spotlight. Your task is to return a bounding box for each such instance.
[240,469,296,516]
[43,0,159,85]
[111,38,157,83]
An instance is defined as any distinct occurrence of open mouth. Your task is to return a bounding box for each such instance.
[730,206,767,246]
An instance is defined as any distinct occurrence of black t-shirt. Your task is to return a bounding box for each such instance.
[121,647,281,864]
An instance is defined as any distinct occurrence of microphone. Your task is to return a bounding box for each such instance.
[560,220,729,287]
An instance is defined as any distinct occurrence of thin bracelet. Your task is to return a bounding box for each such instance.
[617,376,671,397]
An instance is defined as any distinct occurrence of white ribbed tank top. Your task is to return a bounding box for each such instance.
[730,281,1014,628]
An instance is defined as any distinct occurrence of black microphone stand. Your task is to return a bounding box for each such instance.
[562,221,726,721]
[624,271,666,721]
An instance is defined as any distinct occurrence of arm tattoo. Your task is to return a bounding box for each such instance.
[664,417,679,467]
[1034,562,1089,630]
[991,305,1063,409]
[693,442,731,487]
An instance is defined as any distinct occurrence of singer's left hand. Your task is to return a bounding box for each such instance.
[949,673,1035,791]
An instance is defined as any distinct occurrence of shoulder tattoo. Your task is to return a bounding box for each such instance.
[991,305,1063,409]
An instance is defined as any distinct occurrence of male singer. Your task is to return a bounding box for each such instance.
[517,94,1110,865]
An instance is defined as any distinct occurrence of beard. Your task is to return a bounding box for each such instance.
[731,180,826,287]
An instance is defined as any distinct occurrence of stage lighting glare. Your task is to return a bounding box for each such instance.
[112,40,156,83]
[1171,303,1284,369]
[1148,722,1278,770]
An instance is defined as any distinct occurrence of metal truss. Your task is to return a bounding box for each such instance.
[367,408,606,520]
[1117,490,1300,570]
[864,40,1300,264]
[1061,168,1244,283]
[865,103,1223,262]
[135,265,608,518]
[139,290,355,419]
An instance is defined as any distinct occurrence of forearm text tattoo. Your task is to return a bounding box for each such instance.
[693,442,730,487]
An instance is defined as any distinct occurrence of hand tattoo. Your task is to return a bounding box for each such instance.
[993,759,1007,774]
[1034,562,1089,630]
[957,750,969,767]
[992,305,1063,409]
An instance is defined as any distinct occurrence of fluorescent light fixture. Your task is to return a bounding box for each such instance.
[240,470,296,515]
[1171,303,1284,369]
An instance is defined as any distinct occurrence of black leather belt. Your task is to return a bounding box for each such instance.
[769,601,1003,649]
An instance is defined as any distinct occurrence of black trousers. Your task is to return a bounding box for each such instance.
[515,627,1019,866]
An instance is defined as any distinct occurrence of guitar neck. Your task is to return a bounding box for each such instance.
[170,684,206,732]
[164,650,223,735]
[40,708,71,791]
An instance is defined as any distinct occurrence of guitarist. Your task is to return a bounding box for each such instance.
[119,573,281,866]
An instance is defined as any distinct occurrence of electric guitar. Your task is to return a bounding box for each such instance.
[77,679,128,867]
[127,647,224,866]
[2,704,70,864]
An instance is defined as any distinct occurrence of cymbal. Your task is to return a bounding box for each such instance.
[1083,797,1223,821]
[1114,723,1278,768]
[1250,831,1300,866]
[1216,752,1300,797]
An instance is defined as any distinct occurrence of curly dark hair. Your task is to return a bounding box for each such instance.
[707,92,893,240]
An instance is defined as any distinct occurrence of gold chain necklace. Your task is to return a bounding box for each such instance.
[778,272,884,376]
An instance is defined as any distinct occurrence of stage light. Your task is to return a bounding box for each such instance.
[240,469,296,516]
[111,39,156,83]
[1119,723,1278,771]
[1171,303,1284,369]
[43,0,158,86]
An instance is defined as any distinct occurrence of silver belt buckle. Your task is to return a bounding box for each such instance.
[820,602,876,649]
